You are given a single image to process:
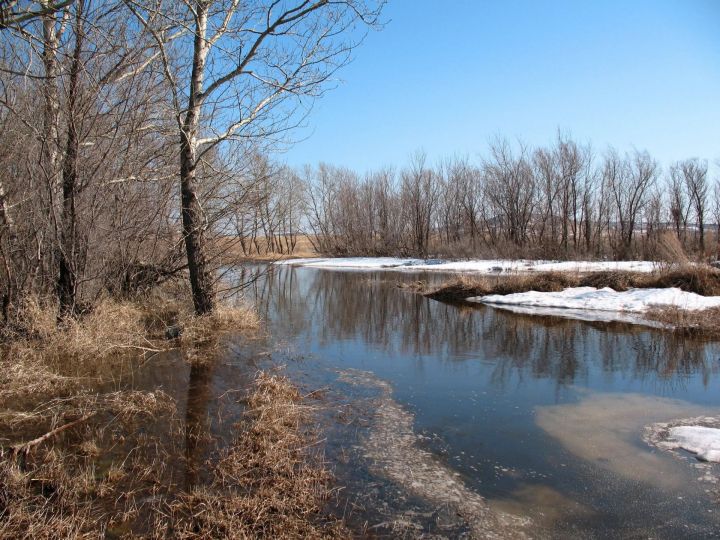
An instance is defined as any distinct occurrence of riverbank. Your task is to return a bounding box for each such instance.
[422,267,720,336]
[0,294,343,539]
[424,267,720,301]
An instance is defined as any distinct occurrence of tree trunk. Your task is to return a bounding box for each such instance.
[180,136,214,315]
[57,0,83,315]
[180,2,214,315]
[41,1,61,292]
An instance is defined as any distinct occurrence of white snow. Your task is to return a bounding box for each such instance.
[471,286,720,313]
[480,304,666,327]
[276,257,659,274]
[666,426,720,462]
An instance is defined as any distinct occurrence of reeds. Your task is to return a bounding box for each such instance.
[0,293,333,539]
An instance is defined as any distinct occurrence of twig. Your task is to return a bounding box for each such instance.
[10,411,97,459]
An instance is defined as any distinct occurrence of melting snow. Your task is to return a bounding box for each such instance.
[471,287,720,313]
[276,257,659,274]
[667,426,720,463]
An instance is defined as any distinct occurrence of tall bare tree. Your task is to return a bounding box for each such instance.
[680,158,709,252]
[126,0,383,314]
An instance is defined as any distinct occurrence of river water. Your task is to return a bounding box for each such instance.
[240,264,720,538]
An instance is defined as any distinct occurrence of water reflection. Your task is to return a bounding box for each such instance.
[251,266,720,388]
[242,264,720,537]
[183,359,215,489]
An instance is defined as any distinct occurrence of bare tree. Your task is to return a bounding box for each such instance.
[483,139,536,248]
[680,158,709,253]
[400,151,437,256]
[126,0,383,314]
[669,165,689,241]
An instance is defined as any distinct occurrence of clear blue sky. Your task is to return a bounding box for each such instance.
[281,0,720,173]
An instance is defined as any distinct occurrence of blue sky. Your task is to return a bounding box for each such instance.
[281,0,720,173]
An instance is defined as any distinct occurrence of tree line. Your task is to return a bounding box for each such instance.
[0,0,383,319]
[304,137,719,262]
[1,1,715,323]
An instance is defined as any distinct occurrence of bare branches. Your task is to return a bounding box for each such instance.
[0,0,73,29]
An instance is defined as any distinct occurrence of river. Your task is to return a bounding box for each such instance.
[138,264,720,538]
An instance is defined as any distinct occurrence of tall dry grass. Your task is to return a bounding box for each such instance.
[0,292,285,539]
[153,371,346,539]
[0,370,342,539]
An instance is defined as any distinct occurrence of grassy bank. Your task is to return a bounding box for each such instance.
[0,295,343,539]
[424,265,720,303]
[423,266,720,338]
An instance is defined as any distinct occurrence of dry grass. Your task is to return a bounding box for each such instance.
[424,265,720,304]
[152,371,345,539]
[0,292,260,399]
[424,272,576,303]
[646,306,720,338]
[0,289,339,538]
[0,284,345,539]
[0,371,343,539]
[215,234,319,263]
[0,388,178,540]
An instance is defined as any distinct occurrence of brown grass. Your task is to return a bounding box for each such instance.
[646,306,720,338]
[0,388,178,539]
[152,371,346,539]
[0,290,261,412]
[424,265,720,304]
[0,292,341,539]
[215,234,319,263]
[0,370,342,539]
[424,272,577,303]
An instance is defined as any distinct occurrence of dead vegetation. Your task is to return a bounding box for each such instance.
[0,291,260,406]
[0,293,341,539]
[424,265,720,304]
[0,369,341,539]
[422,264,720,338]
[645,306,720,338]
[153,371,346,539]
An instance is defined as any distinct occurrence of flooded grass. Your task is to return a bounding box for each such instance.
[152,371,346,539]
[0,294,341,539]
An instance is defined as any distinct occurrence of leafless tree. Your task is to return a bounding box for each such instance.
[680,158,709,252]
[125,0,383,314]
[604,149,658,258]
[483,139,536,248]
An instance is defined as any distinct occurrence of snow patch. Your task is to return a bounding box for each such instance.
[472,287,720,313]
[276,257,660,274]
[666,426,720,463]
[645,416,720,490]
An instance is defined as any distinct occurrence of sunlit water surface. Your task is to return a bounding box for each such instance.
[241,265,720,538]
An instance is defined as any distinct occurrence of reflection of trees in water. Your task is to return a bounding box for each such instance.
[254,266,720,388]
[184,359,215,489]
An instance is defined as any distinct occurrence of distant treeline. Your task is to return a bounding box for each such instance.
[302,137,718,261]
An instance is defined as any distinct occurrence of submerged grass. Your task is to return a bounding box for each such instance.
[0,291,340,539]
[153,371,346,539]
